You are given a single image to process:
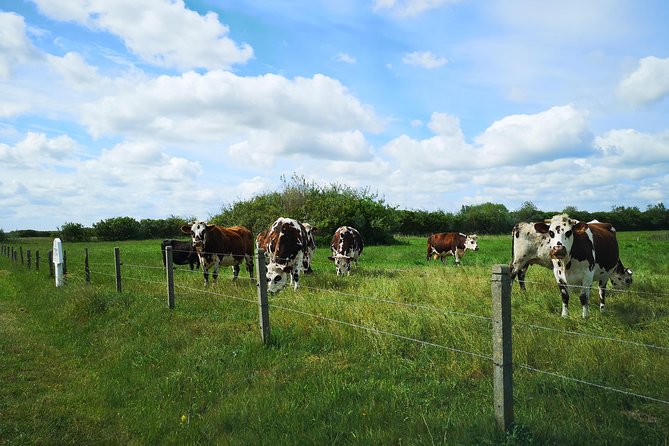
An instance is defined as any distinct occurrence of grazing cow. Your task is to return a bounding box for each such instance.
[260,217,309,293]
[535,214,622,318]
[328,226,364,276]
[426,232,479,266]
[161,239,200,270]
[180,221,254,286]
[509,221,633,291]
[302,223,317,274]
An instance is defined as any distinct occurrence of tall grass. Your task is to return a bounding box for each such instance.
[1,232,668,445]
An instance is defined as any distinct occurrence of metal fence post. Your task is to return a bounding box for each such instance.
[255,248,270,345]
[492,264,513,431]
[114,247,122,293]
[165,246,175,309]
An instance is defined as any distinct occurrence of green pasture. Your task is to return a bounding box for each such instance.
[1,232,668,445]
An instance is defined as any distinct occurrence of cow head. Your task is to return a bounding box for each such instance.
[610,261,633,289]
[535,214,587,260]
[465,234,479,251]
[181,221,214,250]
[267,263,290,293]
[328,254,352,276]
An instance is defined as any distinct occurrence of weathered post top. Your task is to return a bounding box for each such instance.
[52,238,63,265]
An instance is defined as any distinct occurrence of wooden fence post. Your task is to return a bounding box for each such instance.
[36,250,40,271]
[20,247,24,266]
[85,248,90,284]
[492,264,513,431]
[255,249,270,345]
[114,247,122,293]
[165,246,175,309]
[48,250,53,277]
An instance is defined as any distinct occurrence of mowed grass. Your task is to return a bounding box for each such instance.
[1,232,668,445]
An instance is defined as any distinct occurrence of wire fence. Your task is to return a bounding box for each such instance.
[2,243,669,413]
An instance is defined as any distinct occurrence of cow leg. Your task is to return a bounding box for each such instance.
[211,257,221,284]
[454,251,461,266]
[232,264,240,280]
[203,266,210,287]
[292,271,300,290]
[517,266,528,291]
[246,256,254,279]
[558,282,569,317]
[580,289,590,319]
[598,280,607,312]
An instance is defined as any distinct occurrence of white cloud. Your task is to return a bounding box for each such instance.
[335,53,356,64]
[402,51,447,68]
[594,129,669,166]
[0,132,78,165]
[0,12,39,79]
[46,52,102,90]
[82,71,383,165]
[474,104,592,165]
[617,56,669,106]
[385,105,591,171]
[33,0,253,71]
[373,0,463,17]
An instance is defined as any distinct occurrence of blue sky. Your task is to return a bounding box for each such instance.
[1,0,668,231]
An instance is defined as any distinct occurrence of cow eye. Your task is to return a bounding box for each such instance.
[273,276,281,283]
[565,230,572,238]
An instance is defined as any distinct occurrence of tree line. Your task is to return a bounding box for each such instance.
[3,176,667,243]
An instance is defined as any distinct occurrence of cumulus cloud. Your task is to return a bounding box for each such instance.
[402,51,447,68]
[82,71,383,165]
[373,0,464,17]
[0,132,78,165]
[617,56,669,106]
[33,0,253,71]
[385,105,591,171]
[594,129,669,166]
[0,12,39,79]
[46,52,102,90]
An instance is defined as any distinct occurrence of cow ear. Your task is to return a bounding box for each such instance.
[181,225,191,234]
[574,222,588,235]
[534,222,549,234]
[206,224,216,231]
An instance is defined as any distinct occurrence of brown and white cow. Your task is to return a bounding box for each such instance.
[328,226,364,276]
[181,221,254,286]
[509,221,633,291]
[426,232,479,266]
[534,214,622,318]
[259,217,309,293]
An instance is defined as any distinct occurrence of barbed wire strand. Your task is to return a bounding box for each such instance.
[516,363,669,405]
[518,278,669,297]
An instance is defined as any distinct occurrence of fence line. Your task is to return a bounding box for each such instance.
[516,363,669,405]
[518,277,669,297]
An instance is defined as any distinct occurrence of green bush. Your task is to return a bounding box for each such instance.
[93,217,141,241]
[59,222,89,242]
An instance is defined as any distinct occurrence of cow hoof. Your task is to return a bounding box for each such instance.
[582,307,589,319]
[599,304,605,313]
[561,307,569,318]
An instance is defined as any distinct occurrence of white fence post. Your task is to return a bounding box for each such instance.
[53,238,64,287]
[492,264,513,431]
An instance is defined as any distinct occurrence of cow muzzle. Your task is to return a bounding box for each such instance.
[549,245,567,259]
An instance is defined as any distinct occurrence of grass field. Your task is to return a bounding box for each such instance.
[1,232,668,445]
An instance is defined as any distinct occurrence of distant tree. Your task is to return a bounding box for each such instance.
[59,222,89,242]
[0,228,6,242]
[513,201,545,223]
[643,203,668,230]
[560,205,592,223]
[456,202,513,234]
[93,217,141,241]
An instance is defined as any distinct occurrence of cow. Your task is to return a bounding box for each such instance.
[534,214,622,318]
[180,221,254,286]
[302,223,317,274]
[259,217,309,293]
[328,226,364,276]
[426,232,479,266]
[161,239,200,270]
[509,221,633,291]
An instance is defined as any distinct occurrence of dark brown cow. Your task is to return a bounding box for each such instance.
[328,226,364,276]
[259,217,308,293]
[535,214,622,318]
[181,221,253,286]
[161,239,200,270]
[426,232,479,266]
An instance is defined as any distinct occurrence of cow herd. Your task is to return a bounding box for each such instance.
[167,213,634,318]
